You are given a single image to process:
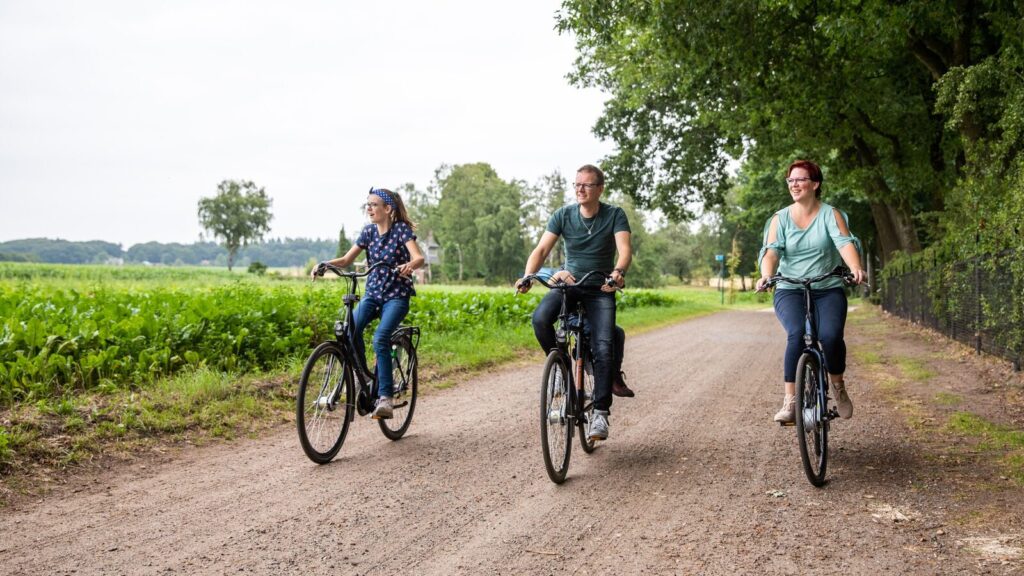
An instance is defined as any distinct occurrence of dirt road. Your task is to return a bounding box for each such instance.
[2,310,1020,575]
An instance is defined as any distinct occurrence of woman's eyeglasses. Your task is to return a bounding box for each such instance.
[785,177,812,185]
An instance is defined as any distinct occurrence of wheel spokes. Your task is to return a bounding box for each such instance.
[305,353,346,453]
[546,364,569,461]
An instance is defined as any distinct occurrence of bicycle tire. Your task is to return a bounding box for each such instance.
[540,350,572,484]
[795,352,828,486]
[297,342,355,464]
[577,350,597,454]
[378,337,418,440]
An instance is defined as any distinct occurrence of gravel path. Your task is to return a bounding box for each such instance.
[1,310,1016,575]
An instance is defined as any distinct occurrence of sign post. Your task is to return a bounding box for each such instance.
[715,254,725,305]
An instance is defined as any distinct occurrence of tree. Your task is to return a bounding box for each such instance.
[430,163,529,283]
[197,180,273,271]
[609,193,662,288]
[557,0,1016,264]
[647,220,693,282]
[523,170,569,269]
[336,226,352,259]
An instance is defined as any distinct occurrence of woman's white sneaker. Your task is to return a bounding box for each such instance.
[773,394,796,424]
[832,381,853,419]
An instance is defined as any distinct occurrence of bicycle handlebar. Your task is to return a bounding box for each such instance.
[518,270,617,291]
[757,265,856,293]
[314,260,393,279]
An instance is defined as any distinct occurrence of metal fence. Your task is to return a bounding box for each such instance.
[880,250,1023,371]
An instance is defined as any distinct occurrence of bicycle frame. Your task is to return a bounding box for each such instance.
[558,294,590,425]
[763,265,854,485]
[297,261,423,463]
[797,281,834,430]
[319,262,420,416]
[527,271,608,424]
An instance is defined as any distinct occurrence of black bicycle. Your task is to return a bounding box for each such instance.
[521,271,616,484]
[297,261,420,464]
[760,265,856,486]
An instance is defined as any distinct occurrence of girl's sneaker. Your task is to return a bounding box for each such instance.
[372,397,393,419]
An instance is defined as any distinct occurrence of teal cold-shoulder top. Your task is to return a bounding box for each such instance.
[757,202,862,291]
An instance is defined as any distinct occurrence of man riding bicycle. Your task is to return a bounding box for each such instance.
[516,164,632,441]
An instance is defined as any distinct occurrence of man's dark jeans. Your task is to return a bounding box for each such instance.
[532,287,616,412]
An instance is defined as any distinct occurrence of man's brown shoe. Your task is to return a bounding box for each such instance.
[612,371,635,397]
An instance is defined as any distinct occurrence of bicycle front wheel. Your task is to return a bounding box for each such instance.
[795,352,828,486]
[378,337,418,440]
[577,351,597,454]
[297,342,354,464]
[540,351,572,484]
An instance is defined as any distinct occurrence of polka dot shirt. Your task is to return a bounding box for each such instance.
[357,221,417,301]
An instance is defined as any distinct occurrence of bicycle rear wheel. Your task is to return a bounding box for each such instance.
[540,351,572,484]
[378,337,418,440]
[795,352,828,486]
[297,342,354,464]
[577,349,597,454]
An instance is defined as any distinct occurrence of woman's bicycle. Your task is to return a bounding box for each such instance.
[760,265,856,486]
[297,261,420,464]
[521,271,615,484]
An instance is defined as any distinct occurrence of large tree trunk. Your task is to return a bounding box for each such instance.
[868,201,920,267]
[849,135,922,265]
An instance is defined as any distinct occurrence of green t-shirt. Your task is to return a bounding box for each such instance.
[759,202,861,290]
[547,202,631,285]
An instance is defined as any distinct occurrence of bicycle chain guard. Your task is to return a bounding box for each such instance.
[356,388,374,416]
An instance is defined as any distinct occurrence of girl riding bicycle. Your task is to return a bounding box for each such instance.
[312,188,424,419]
[756,160,865,424]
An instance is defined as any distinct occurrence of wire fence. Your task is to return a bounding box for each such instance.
[880,250,1023,371]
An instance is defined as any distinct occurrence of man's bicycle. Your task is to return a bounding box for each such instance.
[521,271,615,484]
[760,265,856,486]
[297,261,420,464]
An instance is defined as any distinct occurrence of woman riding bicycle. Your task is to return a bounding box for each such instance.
[312,188,424,420]
[755,160,865,424]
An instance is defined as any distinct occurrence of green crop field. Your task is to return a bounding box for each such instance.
[1,262,752,404]
[0,262,768,475]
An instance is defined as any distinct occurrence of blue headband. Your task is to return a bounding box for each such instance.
[369,187,396,210]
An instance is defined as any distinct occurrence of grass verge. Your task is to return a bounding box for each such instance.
[847,305,1024,485]
[948,412,1024,482]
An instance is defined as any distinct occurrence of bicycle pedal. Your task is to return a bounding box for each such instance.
[392,400,409,409]
[778,421,796,427]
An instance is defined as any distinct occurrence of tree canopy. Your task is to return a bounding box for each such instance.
[418,163,528,283]
[558,0,1022,265]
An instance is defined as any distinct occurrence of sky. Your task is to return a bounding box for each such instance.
[0,1,613,248]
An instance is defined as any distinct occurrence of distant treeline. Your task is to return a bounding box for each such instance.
[0,237,337,267]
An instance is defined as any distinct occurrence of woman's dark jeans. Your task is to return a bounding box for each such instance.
[532,287,616,412]
[773,287,847,382]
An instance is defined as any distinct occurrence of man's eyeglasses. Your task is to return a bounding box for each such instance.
[573,183,602,191]
[785,177,812,185]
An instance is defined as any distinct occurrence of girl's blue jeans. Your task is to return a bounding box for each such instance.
[352,296,410,398]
